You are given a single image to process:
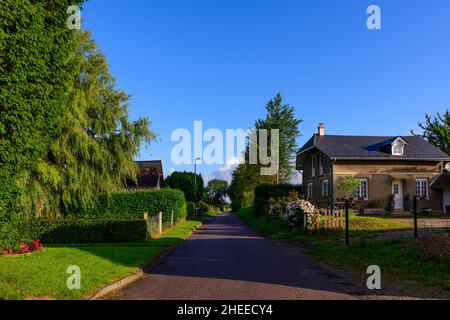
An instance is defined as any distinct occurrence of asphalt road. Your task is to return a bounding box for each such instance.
[108,213,361,300]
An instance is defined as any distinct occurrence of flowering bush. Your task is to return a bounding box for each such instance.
[283,200,316,228]
[1,240,43,256]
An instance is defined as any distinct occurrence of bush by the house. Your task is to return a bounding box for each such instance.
[254,184,303,217]
[69,189,187,220]
[283,200,316,228]
[28,219,147,244]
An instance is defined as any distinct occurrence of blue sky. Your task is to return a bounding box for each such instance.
[82,0,450,183]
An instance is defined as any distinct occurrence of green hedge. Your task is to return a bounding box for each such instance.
[69,189,187,220]
[186,202,195,218]
[29,219,147,244]
[254,184,303,216]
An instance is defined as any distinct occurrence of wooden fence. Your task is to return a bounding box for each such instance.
[144,210,177,237]
[305,208,344,231]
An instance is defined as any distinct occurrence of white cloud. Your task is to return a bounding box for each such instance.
[208,156,242,183]
[166,167,177,178]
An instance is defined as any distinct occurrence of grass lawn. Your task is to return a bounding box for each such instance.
[236,207,412,243]
[0,220,201,300]
[237,207,450,291]
[314,240,450,290]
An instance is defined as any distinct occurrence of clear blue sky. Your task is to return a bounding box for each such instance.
[82,0,450,182]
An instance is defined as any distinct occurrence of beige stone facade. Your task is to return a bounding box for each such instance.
[300,152,443,213]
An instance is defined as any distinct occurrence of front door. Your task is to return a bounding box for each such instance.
[392,180,403,211]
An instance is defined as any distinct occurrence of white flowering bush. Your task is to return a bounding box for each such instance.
[284,200,317,228]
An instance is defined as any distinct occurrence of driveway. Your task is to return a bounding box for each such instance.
[107,213,361,300]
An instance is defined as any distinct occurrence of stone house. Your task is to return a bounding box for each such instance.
[296,124,450,214]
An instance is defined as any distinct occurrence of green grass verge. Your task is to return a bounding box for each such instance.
[0,220,201,300]
[236,206,412,243]
[314,240,450,290]
[237,207,450,290]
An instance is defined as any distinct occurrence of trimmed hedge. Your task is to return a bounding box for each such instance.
[29,219,147,244]
[69,189,187,220]
[254,184,303,216]
[186,202,195,218]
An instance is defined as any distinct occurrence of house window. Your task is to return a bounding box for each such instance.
[319,155,324,175]
[311,156,316,177]
[307,183,314,199]
[355,179,369,200]
[416,179,428,199]
[392,139,405,156]
[322,179,329,197]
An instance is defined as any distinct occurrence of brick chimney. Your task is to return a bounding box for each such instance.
[318,123,325,136]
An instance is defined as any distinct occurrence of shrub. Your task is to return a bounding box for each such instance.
[254,184,303,216]
[284,200,316,228]
[28,219,147,244]
[164,171,204,202]
[69,189,187,220]
[186,202,195,218]
[0,213,34,251]
[1,240,43,256]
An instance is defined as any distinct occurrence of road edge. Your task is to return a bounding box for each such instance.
[89,221,203,300]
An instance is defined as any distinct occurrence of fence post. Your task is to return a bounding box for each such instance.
[159,211,163,234]
[171,209,174,227]
[413,196,418,238]
[143,212,148,221]
[345,199,350,247]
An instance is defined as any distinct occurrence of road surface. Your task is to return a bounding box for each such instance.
[107,213,362,300]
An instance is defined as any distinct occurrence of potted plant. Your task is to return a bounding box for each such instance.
[388,194,395,213]
[404,194,411,212]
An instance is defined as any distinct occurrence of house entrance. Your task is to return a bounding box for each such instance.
[392,180,403,211]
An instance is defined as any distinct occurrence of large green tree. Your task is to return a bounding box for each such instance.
[255,93,302,182]
[415,110,450,155]
[1,1,156,250]
[204,179,228,205]
[1,0,84,246]
[229,93,302,210]
[44,31,156,214]
[165,171,204,203]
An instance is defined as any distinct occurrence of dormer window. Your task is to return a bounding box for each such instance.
[391,137,407,156]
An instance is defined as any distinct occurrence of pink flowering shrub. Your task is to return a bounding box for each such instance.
[284,200,316,228]
[1,240,43,256]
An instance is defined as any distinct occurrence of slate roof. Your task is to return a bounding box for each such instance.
[125,160,164,189]
[430,172,450,189]
[297,135,450,161]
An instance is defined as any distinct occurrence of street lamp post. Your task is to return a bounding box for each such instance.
[194,157,201,219]
[413,195,418,238]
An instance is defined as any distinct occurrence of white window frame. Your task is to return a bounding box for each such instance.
[311,156,316,177]
[355,178,369,200]
[392,142,404,156]
[307,183,314,199]
[416,179,428,199]
[322,179,329,197]
[391,137,407,156]
[319,155,324,175]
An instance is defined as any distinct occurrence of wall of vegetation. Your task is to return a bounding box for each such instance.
[0,1,156,248]
[254,184,303,217]
[69,189,187,220]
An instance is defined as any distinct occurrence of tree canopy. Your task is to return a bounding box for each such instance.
[165,171,204,203]
[229,93,302,210]
[0,1,155,221]
[204,179,229,205]
[415,110,450,155]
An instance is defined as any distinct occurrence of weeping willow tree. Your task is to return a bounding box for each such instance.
[37,31,156,216]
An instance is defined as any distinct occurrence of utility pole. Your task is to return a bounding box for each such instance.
[413,195,418,238]
[194,157,201,219]
[345,198,350,247]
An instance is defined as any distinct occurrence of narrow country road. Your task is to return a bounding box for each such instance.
[107,213,363,300]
